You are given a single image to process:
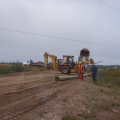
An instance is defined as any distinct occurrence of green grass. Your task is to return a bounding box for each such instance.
[62,113,79,120]
[78,102,97,119]
[77,113,89,119]
[97,68,120,89]
[63,97,68,102]
[38,111,47,118]
[0,64,25,74]
[0,63,43,74]
[23,118,30,120]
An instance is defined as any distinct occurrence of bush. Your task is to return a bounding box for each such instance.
[0,68,10,74]
[11,64,24,72]
[0,64,24,74]
[0,63,42,74]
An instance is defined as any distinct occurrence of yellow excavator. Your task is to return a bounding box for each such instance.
[44,48,94,74]
[60,55,94,74]
[44,52,62,70]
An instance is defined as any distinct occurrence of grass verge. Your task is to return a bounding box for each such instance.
[0,63,43,74]
[97,68,120,89]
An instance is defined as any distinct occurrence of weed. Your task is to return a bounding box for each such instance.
[100,89,104,93]
[77,112,89,119]
[0,64,24,74]
[70,111,73,114]
[78,103,97,119]
[63,97,68,102]
[111,101,116,106]
[23,118,30,120]
[38,111,47,118]
[77,109,96,119]
[0,63,42,74]
[96,99,111,111]
[91,96,96,101]
[100,89,111,95]
[97,69,120,89]
[11,64,24,72]
[0,67,10,74]
[114,96,117,100]
[117,103,120,107]
[62,113,78,120]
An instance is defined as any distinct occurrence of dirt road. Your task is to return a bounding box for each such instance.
[0,70,78,120]
[0,70,120,120]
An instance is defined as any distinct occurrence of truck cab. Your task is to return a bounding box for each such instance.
[23,60,33,66]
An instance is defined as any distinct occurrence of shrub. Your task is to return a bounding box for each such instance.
[62,113,78,120]
[11,64,24,72]
[0,68,10,74]
[0,64,24,74]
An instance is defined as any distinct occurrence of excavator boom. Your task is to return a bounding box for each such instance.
[44,52,58,70]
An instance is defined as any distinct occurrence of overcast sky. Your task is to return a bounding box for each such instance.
[0,0,120,65]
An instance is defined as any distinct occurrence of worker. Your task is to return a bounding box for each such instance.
[78,62,84,80]
[82,64,86,79]
[91,63,98,82]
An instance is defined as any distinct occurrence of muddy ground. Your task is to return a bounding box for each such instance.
[0,70,120,120]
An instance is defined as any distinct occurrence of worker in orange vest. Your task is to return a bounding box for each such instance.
[78,62,84,80]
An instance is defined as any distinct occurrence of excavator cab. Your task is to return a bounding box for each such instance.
[57,59,63,70]
[62,55,74,65]
[61,55,75,74]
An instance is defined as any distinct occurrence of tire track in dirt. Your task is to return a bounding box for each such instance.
[0,78,55,95]
[19,79,79,120]
[0,80,78,120]
[0,70,79,120]
[0,92,55,120]
[0,83,52,107]
[0,84,55,120]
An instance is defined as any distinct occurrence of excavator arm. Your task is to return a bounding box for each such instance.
[44,52,58,70]
[82,56,94,64]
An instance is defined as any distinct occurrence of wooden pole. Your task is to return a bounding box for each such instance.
[55,73,92,81]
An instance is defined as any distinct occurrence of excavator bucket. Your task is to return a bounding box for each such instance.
[78,48,91,70]
[78,48,90,62]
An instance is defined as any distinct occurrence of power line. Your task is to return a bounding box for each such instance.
[0,27,120,48]
[97,0,120,14]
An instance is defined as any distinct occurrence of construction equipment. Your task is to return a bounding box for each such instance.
[78,48,90,62]
[44,52,62,70]
[44,48,94,74]
[60,48,94,74]
[78,48,90,69]
[23,59,44,67]
[61,55,94,74]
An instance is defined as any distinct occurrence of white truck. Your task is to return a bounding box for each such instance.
[23,60,44,67]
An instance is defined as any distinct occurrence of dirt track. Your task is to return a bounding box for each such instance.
[0,70,120,120]
[0,70,79,120]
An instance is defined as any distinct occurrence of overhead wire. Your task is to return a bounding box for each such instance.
[0,1,120,63]
[97,0,120,14]
[0,27,120,48]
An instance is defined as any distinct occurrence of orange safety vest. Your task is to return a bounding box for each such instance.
[78,64,84,71]
[78,64,84,79]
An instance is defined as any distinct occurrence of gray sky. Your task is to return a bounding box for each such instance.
[0,0,120,65]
